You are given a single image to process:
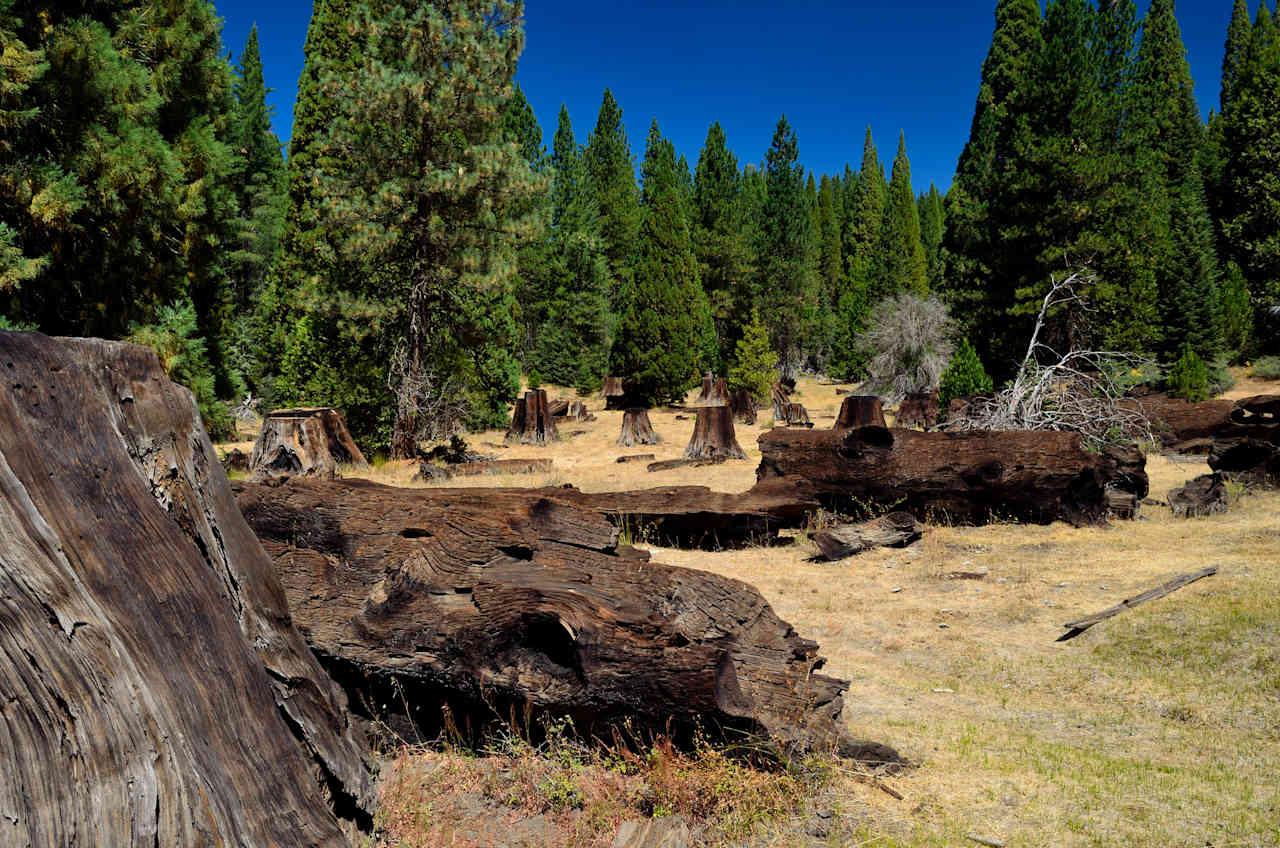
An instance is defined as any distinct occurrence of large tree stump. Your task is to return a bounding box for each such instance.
[781,402,812,427]
[507,389,560,445]
[603,376,628,410]
[757,425,1149,526]
[236,478,902,766]
[811,512,924,560]
[770,382,791,420]
[730,388,758,425]
[618,407,660,446]
[250,406,368,478]
[1168,473,1230,517]
[684,406,746,459]
[895,390,939,429]
[693,374,729,407]
[0,333,371,846]
[834,396,886,431]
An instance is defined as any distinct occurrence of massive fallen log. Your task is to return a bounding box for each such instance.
[235,478,902,766]
[0,333,371,846]
[756,426,1149,526]
[251,406,368,478]
[1121,393,1236,445]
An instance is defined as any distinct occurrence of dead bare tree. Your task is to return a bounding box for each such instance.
[944,266,1154,451]
[857,293,955,403]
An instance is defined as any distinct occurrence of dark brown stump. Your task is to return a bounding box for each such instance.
[617,407,660,446]
[693,374,729,407]
[685,406,747,460]
[250,406,368,478]
[781,402,812,427]
[834,396,885,431]
[506,389,560,445]
[896,390,939,429]
[567,400,595,421]
[1168,473,1230,517]
[730,389,759,425]
[603,376,628,410]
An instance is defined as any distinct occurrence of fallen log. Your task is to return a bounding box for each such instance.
[811,512,923,561]
[756,426,1149,526]
[507,389,560,445]
[895,391,938,430]
[1056,566,1218,641]
[1168,473,1230,518]
[1209,437,1280,486]
[617,454,656,464]
[235,478,903,766]
[729,388,758,425]
[684,406,746,460]
[618,407,660,447]
[1121,393,1235,446]
[250,406,368,478]
[0,333,371,845]
[548,399,570,417]
[648,456,728,473]
[834,396,886,432]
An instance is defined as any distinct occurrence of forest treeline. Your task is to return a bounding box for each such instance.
[1,0,1277,454]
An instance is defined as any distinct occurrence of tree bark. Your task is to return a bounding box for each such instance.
[235,477,903,766]
[729,389,758,425]
[602,376,628,410]
[648,456,728,473]
[684,406,747,459]
[250,407,368,478]
[770,382,791,420]
[811,512,923,560]
[0,333,371,846]
[693,374,729,407]
[834,396,886,431]
[756,425,1149,526]
[506,389,560,445]
[617,407,660,446]
[896,390,939,429]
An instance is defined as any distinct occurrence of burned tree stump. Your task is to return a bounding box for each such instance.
[618,407,660,446]
[603,376,628,410]
[0,333,371,845]
[507,389,560,445]
[250,406,368,478]
[895,391,939,429]
[811,512,924,560]
[730,389,759,425]
[693,374,729,407]
[834,396,886,432]
[684,406,747,460]
[236,477,903,765]
[781,402,812,427]
[1168,473,1230,518]
[757,426,1149,526]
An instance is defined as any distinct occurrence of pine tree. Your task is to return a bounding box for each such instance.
[692,122,753,368]
[918,184,945,291]
[845,127,885,281]
[872,132,928,299]
[584,89,641,303]
[938,337,993,417]
[816,174,844,310]
[500,84,545,167]
[727,308,778,401]
[1220,0,1253,113]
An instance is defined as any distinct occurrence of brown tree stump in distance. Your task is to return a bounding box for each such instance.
[730,389,758,425]
[834,396,885,431]
[617,408,660,446]
[567,400,595,421]
[250,407,368,478]
[685,406,746,460]
[507,389,560,445]
[602,376,628,410]
[771,382,791,420]
[781,402,812,427]
[896,390,939,429]
[693,374,729,407]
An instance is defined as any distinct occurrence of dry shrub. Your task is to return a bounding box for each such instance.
[858,293,955,403]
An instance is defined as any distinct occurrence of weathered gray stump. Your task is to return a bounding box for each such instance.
[507,389,560,445]
[812,512,924,560]
[618,408,660,446]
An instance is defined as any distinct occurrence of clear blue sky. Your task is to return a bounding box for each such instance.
[215,0,1241,194]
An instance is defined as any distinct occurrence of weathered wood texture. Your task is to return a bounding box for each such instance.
[756,426,1149,526]
[618,408,660,447]
[770,383,791,420]
[729,389,758,425]
[834,396,886,432]
[617,454,656,464]
[222,446,250,473]
[0,333,371,847]
[1206,395,1280,485]
[507,389,560,445]
[1057,566,1218,641]
[1121,393,1236,445]
[780,402,812,427]
[684,406,746,460]
[235,478,902,765]
[603,377,628,410]
[895,391,939,430]
[250,406,368,478]
[1168,474,1230,518]
[692,375,729,407]
[811,512,923,561]
[648,456,728,473]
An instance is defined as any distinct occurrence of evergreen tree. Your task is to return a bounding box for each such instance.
[692,122,752,368]
[845,127,885,280]
[727,308,778,401]
[938,337,994,417]
[918,184,945,290]
[816,174,844,310]
[500,84,545,167]
[584,89,641,303]
[1220,0,1253,113]
[872,132,928,298]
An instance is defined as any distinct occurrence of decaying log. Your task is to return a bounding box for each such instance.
[1122,393,1235,445]
[692,374,729,407]
[0,333,371,846]
[416,458,554,481]
[250,406,368,478]
[757,426,1149,526]
[618,407,660,446]
[834,396,886,432]
[648,456,728,473]
[235,478,903,765]
[221,447,250,473]
[729,388,758,425]
[1056,566,1218,641]
[1209,437,1280,485]
[684,406,746,460]
[617,454,656,464]
[895,391,939,430]
[603,376,628,410]
[1168,473,1230,518]
[507,389,560,445]
[811,512,923,561]
[780,402,812,427]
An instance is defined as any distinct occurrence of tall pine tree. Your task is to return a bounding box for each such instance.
[692,121,752,368]
[872,132,928,299]
[584,89,641,304]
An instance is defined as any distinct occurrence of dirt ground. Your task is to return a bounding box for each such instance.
[226,373,1280,846]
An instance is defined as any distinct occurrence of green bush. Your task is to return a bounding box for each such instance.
[1251,356,1280,380]
[938,337,994,417]
[1206,357,1236,396]
[1166,343,1210,402]
[0,314,36,331]
[728,309,778,400]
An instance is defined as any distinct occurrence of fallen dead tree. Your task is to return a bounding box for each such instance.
[235,477,903,766]
[0,333,371,845]
[811,512,923,561]
[416,458,553,481]
[648,456,728,473]
[757,425,1148,526]
[1056,566,1218,641]
[251,406,368,478]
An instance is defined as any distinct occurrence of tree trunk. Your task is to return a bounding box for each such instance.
[770,382,791,420]
[602,376,627,410]
[0,333,371,846]
[235,477,903,767]
[896,390,939,429]
[250,407,369,479]
[506,389,560,445]
[834,396,885,431]
[617,407,660,446]
[1168,473,1230,517]
[693,374,729,407]
[811,512,924,560]
[684,406,746,459]
[568,400,595,421]
[781,402,811,427]
[756,425,1149,526]
[729,389,758,425]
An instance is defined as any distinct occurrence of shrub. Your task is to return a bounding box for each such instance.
[857,292,954,402]
[728,309,778,400]
[0,314,36,331]
[1166,343,1210,402]
[938,338,993,416]
[1251,356,1280,380]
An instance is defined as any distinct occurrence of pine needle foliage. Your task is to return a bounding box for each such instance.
[938,337,994,416]
[728,309,779,401]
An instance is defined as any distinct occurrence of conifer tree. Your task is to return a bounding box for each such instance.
[728,308,778,401]
[845,127,885,281]
[1220,0,1253,113]
[584,89,641,303]
[692,122,753,367]
[918,184,945,291]
[816,174,844,310]
[872,132,928,299]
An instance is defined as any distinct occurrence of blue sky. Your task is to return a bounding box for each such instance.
[215,0,1243,193]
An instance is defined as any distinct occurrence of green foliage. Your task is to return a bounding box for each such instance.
[692,122,753,367]
[873,132,928,299]
[1166,343,1210,402]
[918,184,945,291]
[727,309,778,401]
[938,337,994,415]
[584,89,640,303]
[1250,356,1280,380]
[845,127,884,282]
[127,301,234,441]
[0,312,35,331]
[1220,0,1252,113]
